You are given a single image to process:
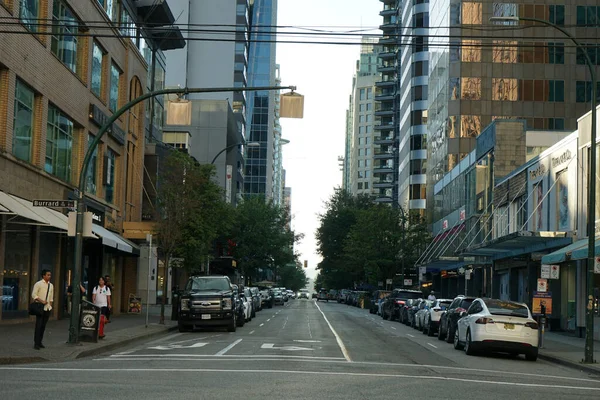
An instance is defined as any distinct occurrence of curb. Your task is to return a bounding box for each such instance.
[76,325,178,359]
[538,353,600,376]
[0,356,48,365]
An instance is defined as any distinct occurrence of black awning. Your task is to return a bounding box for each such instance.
[461,231,574,260]
[135,0,175,27]
[147,27,186,51]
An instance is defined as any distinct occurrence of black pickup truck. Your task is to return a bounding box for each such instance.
[381,289,422,321]
[178,275,237,332]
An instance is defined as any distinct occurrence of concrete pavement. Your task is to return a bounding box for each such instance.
[0,305,176,364]
[1,300,599,400]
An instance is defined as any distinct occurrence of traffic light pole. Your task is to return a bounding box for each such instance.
[68,85,296,344]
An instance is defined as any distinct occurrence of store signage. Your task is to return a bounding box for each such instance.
[541,264,551,279]
[459,209,466,221]
[89,104,125,145]
[532,291,552,315]
[33,200,75,208]
[537,278,548,292]
[87,205,104,225]
[551,149,572,168]
[442,220,448,230]
[529,163,547,180]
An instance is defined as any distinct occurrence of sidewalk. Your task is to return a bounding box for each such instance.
[539,331,600,375]
[0,305,176,365]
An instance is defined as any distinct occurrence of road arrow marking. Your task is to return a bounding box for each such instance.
[293,340,321,343]
[261,343,314,351]
[148,342,208,351]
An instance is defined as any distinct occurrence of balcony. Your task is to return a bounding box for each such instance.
[377,63,396,73]
[379,36,397,46]
[374,122,395,131]
[373,165,394,174]
[380,8,397,17]
[375,196,394,203]
[375,92,395,102]
[374,150,394,160]
[374,136,395,145]
[375,80,396,88]
[379,22,397,32]
[379,51,397,60]
[373,180,394,189]
[375,107,394,117]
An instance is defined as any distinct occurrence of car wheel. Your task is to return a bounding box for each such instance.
[437,324,446,341]
[465,330,476,356]
[390,311,395,321]
[178,322,191,333]
[237,315,245,327]
[227,315,237,332]
[446,325,455,344]
[382,311,389,320]
[251,308,256,318]
[525,348,538,361]
[453,328,463,350]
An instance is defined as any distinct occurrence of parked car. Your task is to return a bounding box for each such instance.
[453,298,539,361]
[422,298,453,336]
[438,295,476,343]
[249,287,261,314]
[231,285,246,327]
[298,289,310,299]
[414,300,433,330]
[400,298,419,324]
[328,289,338,301]
[242,288,255,319]
[407,299,424,327]
[238,288,253,325]
[273,290,285,305]
[337,289,351,303]
[311,292,317,299]
[317,289,329,302]
[178,275,237,332]
[381,289,422,321]
[370,290,391,314]
[287,289,296,299]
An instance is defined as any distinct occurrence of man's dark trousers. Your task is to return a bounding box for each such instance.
[34,310,51,346]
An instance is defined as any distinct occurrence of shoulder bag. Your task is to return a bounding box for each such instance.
[28,283,50,317]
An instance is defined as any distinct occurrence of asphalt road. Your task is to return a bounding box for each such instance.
[1,299,599,400]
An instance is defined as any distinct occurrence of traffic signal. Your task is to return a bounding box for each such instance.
[304,260,308,268]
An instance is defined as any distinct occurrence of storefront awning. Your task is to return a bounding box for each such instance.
[540,238,588,264]
[91,224,139,255]
[0,191,68,231]
[462,231,573,261]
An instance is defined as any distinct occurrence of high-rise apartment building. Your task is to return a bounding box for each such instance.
[427,1,600,222]
[397,0,429,214]
[245,0,279,198]
[375,0,401,204]
[346,38,381,196]
[271,65,289,205]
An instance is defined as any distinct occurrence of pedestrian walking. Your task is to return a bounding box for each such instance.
[93,277,111,339]
[31,269,54,350]
[104,275,114,323]
[427,291,436,301]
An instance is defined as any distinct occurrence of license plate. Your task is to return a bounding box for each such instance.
[201,314,211,320]
[504,323,515,330]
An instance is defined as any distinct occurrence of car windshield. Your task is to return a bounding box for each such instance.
[484,299,530,318]
[397,291,422,300]
[438,301,452,310]
[187,277,230,292]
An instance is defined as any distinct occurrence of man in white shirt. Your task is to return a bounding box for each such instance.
[427,291,436,301]
[31,269,54,350]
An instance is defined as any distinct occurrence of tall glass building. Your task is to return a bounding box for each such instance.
[245,0,278,199]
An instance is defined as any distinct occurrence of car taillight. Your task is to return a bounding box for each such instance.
[396,300,405,305]
[475,317,494,324]
[525,321,539,329]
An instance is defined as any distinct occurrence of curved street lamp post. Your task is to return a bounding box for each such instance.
[490,16,596,363]
[68,85,297,344]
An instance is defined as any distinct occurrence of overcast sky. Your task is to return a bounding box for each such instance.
[276,1,382,279]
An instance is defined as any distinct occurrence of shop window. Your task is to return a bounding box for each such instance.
[46,105,74,182]
[13,79,35,163]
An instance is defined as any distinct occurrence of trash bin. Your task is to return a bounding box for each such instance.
[80,299,101,342]
[171,289,182,321]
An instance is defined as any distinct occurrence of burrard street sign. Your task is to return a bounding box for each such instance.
[33,200,75,208]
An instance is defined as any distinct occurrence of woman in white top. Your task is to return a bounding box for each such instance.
[93,277,111,339]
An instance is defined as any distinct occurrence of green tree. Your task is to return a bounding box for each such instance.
[278,262,308,292]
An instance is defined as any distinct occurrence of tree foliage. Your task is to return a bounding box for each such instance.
[278,262,308,292]
[315,190,430,290]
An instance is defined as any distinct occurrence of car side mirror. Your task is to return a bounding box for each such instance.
[459,311,467,318]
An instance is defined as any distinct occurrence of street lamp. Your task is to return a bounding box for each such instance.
[211,141,260,165]
[490,16,597,364]
[68,85,298,344]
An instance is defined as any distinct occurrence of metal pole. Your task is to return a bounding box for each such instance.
[145,234,152,328]
[494,16,596,364]
[211,142,240,165]
[67,85,297,343]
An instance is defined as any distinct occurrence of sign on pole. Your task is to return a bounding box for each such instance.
[549,265,560,279]
[404,279,412,286]
[33,199,75,208]
[532,291,552,315]
[540,264,551,279]
[537,278,548,292]
[385,278,393,285]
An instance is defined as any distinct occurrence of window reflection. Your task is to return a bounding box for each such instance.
[492,3,518,25]
[461,78,481,100]
[448,115,458,138]
[462,40,481,62]
[462,2,482,25]
[492,78,518,101]
[460,115,481,138]
[449,78,460,100]
[493,41,517,63]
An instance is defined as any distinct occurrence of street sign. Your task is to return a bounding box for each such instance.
[419,266,426,276]
[532,292,553,315]
[465,270,471,280]
[550,265,560,279]
[33,199,75,208]
[386,278,393,285]
[541,264,551,279]
[537,278,548,292]
[404,279,412,286]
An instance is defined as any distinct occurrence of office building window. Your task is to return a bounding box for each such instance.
[46,105,73,182]
[366,125,372,133]
[13,80,35,163]
[91,42,105,97]
[366,114,372,122]
[461,78,481,100]
[358,171,364,178]
[412,85,428,101]
[364,182,369,190]
[412,36,428,53]
[462,40,481,62]
[367,103,372,111]
[51,0,79,74]
[412,60,428,77]
[410,184,426,200]
[358,182,363,190]
[359,126,366,134]
[109,62,121,112]
[462,2,483,25]
[413,12,429,28]
[365,148,370,156]
[359,104,365,112]
[105,149,116,203]
[548,80,564,102]
[365,159,370,167]
[360,88,365,100]
[20,0,39,31]
[492,41,517,63]
[359,115,365,123]
[86,134,98,195]
[358,149,363,156]
[411,134,426,150]
[576,81,600,103]
[460,115,481,138]
[358,138,363,145]
[492,78,518,101]
[367,88,372,100]
[96,0,118,21]
[549,5,565,26]
[548,43,565,64]
[411,110,427,126]
[577,6,599,27]
[577,44,600,66]
[120,6,136,39]
[548,118,565,130]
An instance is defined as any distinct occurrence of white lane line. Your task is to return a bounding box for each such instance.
[260,323,264,327]
[267,319,271,322]
[214,339,242,356]
[407,334,415,338]
[102,354,345,360]
[391,327,397,330]
[281,316,288,330]
[249,330,255,335]
[5,368,598,391]
[313,301,352,362]
[427,343,438,349]
[294,340,321,343]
